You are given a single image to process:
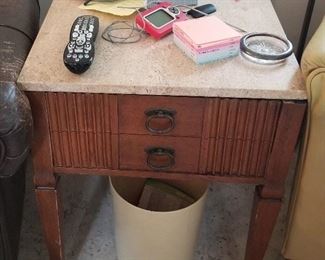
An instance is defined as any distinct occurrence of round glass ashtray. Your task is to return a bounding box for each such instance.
[240,33,293,65]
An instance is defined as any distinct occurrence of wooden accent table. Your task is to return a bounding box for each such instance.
[18,1,307,259]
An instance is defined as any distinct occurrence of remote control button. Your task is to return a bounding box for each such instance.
[85,43,92,51]
[72,32,78,38]
[76,37,86,46]
[87,33,92,38]
[85,54,89,58]
[75,58,80,62]
[78,54,84,59]
[67,54,72,58]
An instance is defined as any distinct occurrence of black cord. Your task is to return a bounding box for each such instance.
[101,7,147,44]
[84,0,92,6]
[296,0,315,63]
[102,21,144,44]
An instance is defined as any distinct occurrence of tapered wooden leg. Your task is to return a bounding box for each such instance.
[245,187,282,260]
[27,92,64,259]
[36,187,64,260]
[244,102,306,260]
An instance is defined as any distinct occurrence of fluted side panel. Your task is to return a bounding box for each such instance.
[206,99,281,177]
[45,93,113,168]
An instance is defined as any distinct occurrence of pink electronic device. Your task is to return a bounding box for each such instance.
[135,2,187,40]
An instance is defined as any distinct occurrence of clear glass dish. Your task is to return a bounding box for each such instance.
[240,33,293,65]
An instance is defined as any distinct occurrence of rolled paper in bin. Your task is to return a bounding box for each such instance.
[110,177,208,260]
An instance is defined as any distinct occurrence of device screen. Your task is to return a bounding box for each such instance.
[145,9,174,28]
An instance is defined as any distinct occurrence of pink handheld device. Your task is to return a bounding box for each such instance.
[135,2,187,40]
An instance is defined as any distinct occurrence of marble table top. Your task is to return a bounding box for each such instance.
[18,0,307,100]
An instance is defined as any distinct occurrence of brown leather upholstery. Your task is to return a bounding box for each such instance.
[0,0,39,177]
[0,0,39,259]
[0,0,39,41]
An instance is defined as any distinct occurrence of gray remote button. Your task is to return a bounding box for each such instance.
[76,36,86,45]
[85,43,92,51]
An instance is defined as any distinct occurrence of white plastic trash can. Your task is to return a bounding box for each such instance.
[110,176,208,260]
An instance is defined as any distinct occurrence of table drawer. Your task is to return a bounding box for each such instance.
[119,135,201,173]
[119,95,205,137]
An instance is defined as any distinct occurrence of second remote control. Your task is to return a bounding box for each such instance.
[63,15,99,74]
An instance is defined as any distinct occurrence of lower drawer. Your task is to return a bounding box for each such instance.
[119,135,201,173]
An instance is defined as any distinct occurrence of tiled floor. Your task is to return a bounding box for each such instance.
[18,158,296,260]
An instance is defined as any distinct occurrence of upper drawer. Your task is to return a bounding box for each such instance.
[119,95,205,137]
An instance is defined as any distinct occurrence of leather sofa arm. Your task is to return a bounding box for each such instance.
[0,83,32,177]
[301,17,325,79]
[0,0,39,177]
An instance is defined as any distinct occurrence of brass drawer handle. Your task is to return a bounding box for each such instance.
[145,147,175,171]
[145,108,176,134]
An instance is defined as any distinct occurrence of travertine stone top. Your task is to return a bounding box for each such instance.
[18,0,307,100]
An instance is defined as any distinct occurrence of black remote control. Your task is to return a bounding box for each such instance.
[63,15,99,74]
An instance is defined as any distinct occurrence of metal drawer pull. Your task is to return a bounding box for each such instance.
[145,147,175,171]
[145,108,176,134]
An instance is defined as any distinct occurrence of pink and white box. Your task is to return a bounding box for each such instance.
[173,16,242,64]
